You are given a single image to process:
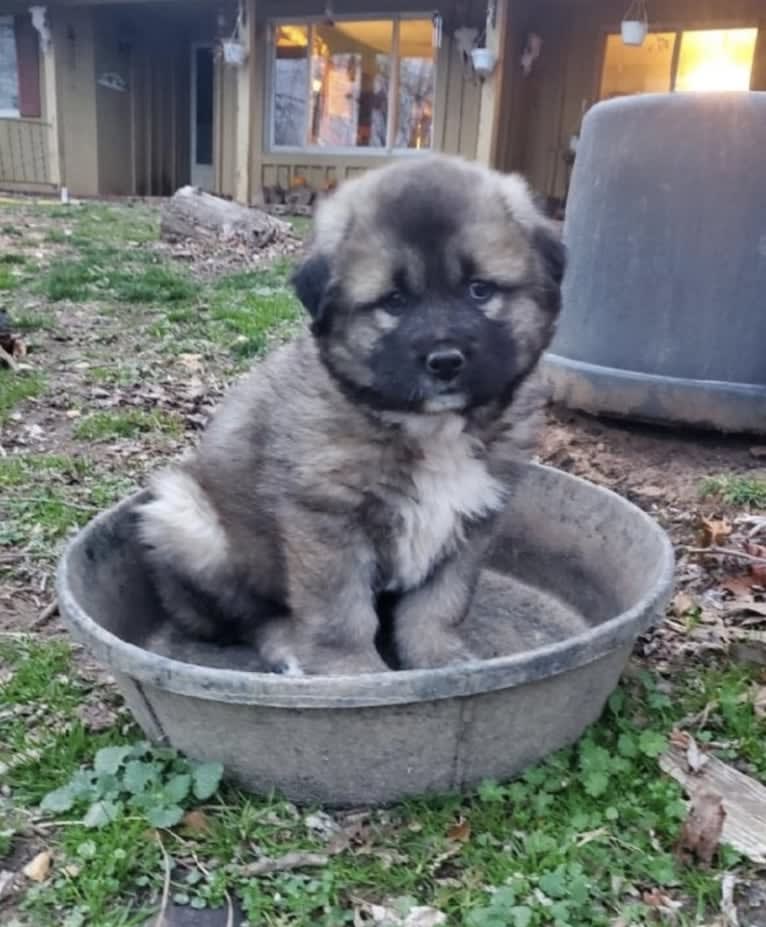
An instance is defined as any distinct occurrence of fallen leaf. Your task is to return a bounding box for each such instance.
[700,517,732,547]
[403,908,447,927]
[675,790,726,867]
[446,817,471,843]
[63,864,80,878]
[723,576,755,597]
[181,810,210,833]
[22,850,52,882]
[642,888,683,914]
[671,730,709,774]
[240,851,329,876]
[672,592,696,617]
[76,700,118,732]
[305,810,340,840]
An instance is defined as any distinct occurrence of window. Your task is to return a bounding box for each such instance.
[600,27,758,100]
[0,16,20,117]
[270,17,435,151]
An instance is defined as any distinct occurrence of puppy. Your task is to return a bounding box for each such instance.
[137,154,566,675]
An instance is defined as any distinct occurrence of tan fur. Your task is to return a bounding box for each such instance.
[137,155,565,675]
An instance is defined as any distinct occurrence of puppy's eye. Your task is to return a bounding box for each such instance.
[468,280,497,303]
[381,290,407,312]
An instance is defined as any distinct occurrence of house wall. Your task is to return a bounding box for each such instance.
[54,7,99,194]
[511,0,766,200]
[248,0,484,197]
[0,9,57,191]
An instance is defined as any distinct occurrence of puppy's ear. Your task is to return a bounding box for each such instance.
[533,226,567,287]
[291,253,332,330]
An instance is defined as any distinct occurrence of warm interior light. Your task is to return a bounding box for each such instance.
[675,28,757,92]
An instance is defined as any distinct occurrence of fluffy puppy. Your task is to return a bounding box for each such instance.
[137,154,566,675]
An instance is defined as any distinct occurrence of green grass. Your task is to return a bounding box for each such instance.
[73,409,183,441]
[44,257,194,305]
[0,454,133,555]
[0,369,43,422]
[0,253,26,265]
[1,636,763,927]
[701,475,766,509]
[11,309,55,332]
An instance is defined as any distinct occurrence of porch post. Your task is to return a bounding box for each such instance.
[234,0,255,204]
[32,6,62,188]
[475,0,510,169]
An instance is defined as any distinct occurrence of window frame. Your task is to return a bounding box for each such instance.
[0,14,21,119]
[597,23,759,101]
[266,12,438,156]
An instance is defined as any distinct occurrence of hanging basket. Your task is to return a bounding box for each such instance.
[621,0,648,46]
[222,38,247,66]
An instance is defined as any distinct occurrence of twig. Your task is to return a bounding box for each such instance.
[225,891,234,927]
[31,598,58,630]
[154,833,172,927]
[683,546,766,566]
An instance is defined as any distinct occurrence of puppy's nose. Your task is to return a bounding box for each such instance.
[426,348,465,381]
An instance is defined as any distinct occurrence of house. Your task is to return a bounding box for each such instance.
[1,0,765,206]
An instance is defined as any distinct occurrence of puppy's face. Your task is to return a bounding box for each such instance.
[292,156,565,415]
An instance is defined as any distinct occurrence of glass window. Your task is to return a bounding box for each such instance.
[271,17,435,151]
[0,16,20,117]
[599,27,759,100]
[600,32,676,99]
[310,20,391,148]
[675,28,758,92]
[274,25,309,147]
[396,19,434,149]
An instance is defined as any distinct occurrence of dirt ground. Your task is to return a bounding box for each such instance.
[0,194,765,645]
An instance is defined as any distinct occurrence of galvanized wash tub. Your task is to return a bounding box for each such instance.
[56,463,673,806]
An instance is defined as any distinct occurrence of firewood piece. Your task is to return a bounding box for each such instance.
[160,186,292,249]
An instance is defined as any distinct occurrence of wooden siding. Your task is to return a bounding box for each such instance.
[509,0,766,199]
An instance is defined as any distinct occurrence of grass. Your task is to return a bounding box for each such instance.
[73,409,184,441]
[148,262,303,360]
[0,454,133,556]
[1,635,763,927]
[0,370,43,423]
[11,309,55,332]
[701,475,766,509]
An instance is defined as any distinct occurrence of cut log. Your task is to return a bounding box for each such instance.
[160,186,292,249]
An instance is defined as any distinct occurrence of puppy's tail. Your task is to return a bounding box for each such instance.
[137,467,231,581]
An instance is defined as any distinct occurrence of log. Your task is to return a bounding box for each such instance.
[160,186,292,249]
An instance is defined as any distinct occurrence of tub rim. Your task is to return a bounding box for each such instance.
[55,463,674,710]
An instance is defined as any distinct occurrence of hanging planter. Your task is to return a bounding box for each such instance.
[471,47,497,79]
[222,38,246,66]
[621,0,648,46]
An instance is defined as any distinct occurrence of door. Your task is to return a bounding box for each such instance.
[190,43,214,190]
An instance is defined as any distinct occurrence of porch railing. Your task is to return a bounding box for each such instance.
[0,117,53,186]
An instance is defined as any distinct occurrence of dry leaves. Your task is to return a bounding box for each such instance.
[446,817,471,843]
[700,517,733,547]
[22,850,52,882]
[353,901,446,927]
[181,810,210,833]
[675,790,726,866]
[670,729,708,774]
[239,851,330,877]
[671,591,696,617]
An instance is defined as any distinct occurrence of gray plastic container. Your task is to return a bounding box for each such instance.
[57,463,673,806]
[544,92,766,434]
